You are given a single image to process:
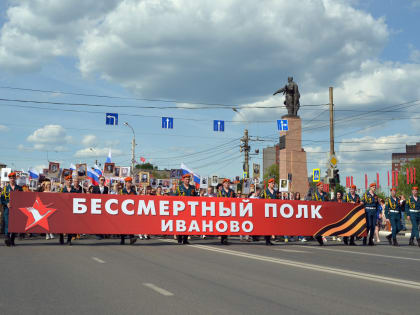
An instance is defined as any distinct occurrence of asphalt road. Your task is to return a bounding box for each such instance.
[1,236,420,315]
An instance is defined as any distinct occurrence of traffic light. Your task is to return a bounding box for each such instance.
[333,169,340,184]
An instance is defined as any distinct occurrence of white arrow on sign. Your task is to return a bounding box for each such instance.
[106,115,116,124]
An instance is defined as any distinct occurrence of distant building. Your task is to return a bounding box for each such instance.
[0,162,6,170]
[263,144,279,177]
[392,142,420,171]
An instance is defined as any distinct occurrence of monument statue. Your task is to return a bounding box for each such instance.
[273,76,300,116]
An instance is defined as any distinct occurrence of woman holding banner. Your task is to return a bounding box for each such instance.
[60,175,76,245]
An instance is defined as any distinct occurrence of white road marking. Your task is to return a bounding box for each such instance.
[188,244,420,290]
[304,246,420,261]
[273,249,309,253]
[143,283,174,296]
[92,257,106,264]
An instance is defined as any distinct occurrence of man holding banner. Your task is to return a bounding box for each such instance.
[175,174,196,244]
[343,185,360,246]
[260,178,277,246]
[121,177,138,245]
[312,182,328,246]
[1,172,22,246]
[218,178,236,245]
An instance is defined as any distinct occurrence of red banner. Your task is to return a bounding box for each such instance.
[9,192,366,236]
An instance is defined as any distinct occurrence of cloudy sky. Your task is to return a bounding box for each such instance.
[0,0,419,188]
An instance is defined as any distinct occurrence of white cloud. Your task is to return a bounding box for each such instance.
[27,124,72,144]
[81,134,97,147]
[235,60,420,124]
[0,125,9,131]
[336,134,420,174]
[18,143,68,152]
[0,0,396,108]
[75,0,387,104]
[74,147,122,158]
[0,0,120,72]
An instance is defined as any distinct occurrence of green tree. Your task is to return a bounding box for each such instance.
[135,162,154,170]
[263,164,279,184]
[397,158,420,198]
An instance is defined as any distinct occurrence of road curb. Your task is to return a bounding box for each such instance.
[379,231,412,238]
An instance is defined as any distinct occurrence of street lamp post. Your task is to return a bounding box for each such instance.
[124,122,136,177]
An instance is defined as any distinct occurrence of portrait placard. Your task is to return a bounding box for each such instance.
[103,163,115,176]
[120,167,130,178]
[140,172,149,184]
[76,164,87,179]
[279,179,289,192]
[48,162,60,178]
[1,168,12,182]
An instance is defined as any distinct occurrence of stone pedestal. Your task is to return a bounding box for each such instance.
[278,116,309,197]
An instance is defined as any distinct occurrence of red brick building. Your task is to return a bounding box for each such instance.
[392,142,420,171]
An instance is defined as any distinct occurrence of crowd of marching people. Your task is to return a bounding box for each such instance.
[1,172,420,249]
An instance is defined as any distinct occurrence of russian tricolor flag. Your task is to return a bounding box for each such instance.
[87,167,100,186]
[93,164,103,177]
[105,149,112,163]
[28,168,39,180]
[180,163,200,185]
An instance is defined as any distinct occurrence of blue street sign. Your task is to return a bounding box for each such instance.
[106,113,118,125]
[213,120,225,132]
[313,168,321,182]
[277,119,288,131]
[162,117,174,129]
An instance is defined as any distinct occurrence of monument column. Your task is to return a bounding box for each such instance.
[278,117,309,197]
[273,77,309,198]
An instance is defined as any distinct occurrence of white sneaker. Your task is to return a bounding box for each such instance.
[46,234,50,240]
[300,238,307,242]
[336,237,341,242]
[50,234,54,239]
[322,237,327,243]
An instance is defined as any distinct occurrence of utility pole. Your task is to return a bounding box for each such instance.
[329,87,334,156]
[124,122,136,177]
[240,129,250,178]
[328,86,339,192]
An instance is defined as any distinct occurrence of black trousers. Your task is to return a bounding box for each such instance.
[10,233,16,244]
[59,234,73,244]
[120,235,135,244]
[177,235,188,243]
[315,235,323,245]
[343,236,355,244]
